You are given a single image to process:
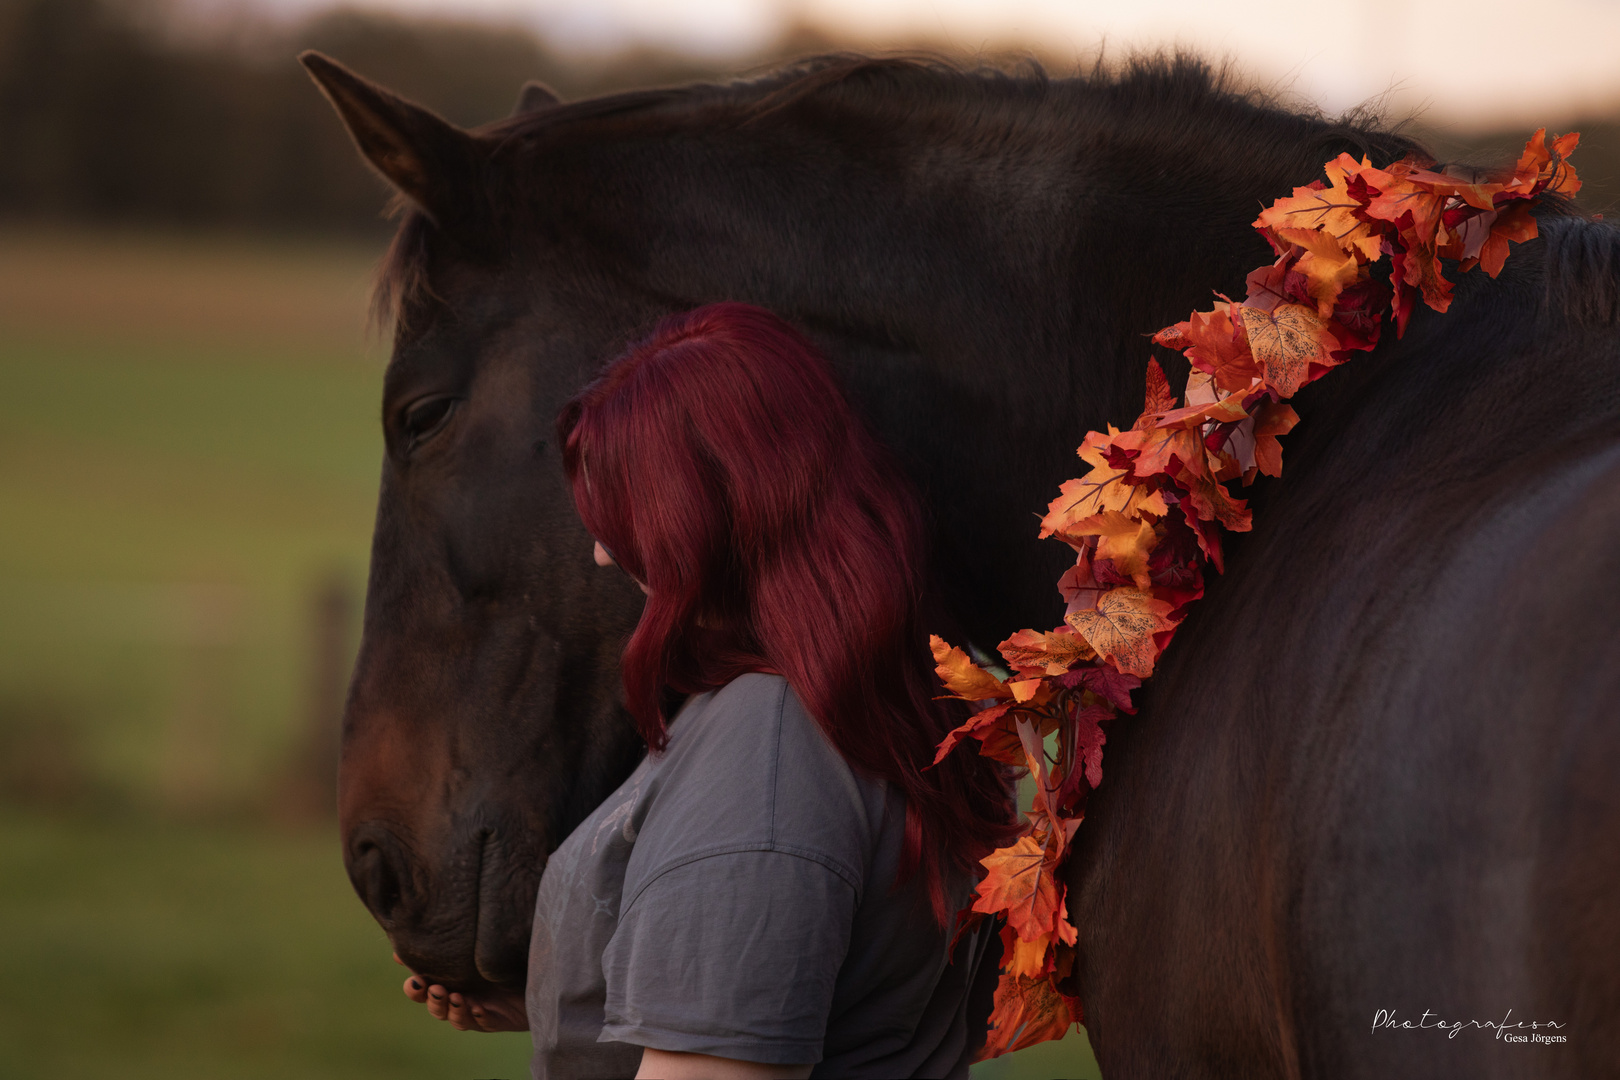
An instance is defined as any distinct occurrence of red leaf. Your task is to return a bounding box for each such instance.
[1139,358,1177,420]
[932,701,1015,765]
[1057,551,1105,618]
[1055,664,1141,713]
[1072,704,1108,788]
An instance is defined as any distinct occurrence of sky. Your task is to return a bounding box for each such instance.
[249,0,1620,128]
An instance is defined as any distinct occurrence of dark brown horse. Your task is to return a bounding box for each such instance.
[302,50,1620,1078]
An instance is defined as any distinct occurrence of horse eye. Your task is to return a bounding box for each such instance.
[401,395,459,450]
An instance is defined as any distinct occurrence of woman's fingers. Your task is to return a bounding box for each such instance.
[446,992,480,1032]
[398,965,525,1033]
[402,974,429,1004]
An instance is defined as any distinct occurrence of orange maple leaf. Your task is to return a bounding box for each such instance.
[1151,392,1252,431]
[1275,226,1364,317]
[1506,129,1582,198]
[1475,201,1538,278]
[1179,467,1253,532]
[1003,928,1055,980]
[975,972,1081,1061]
[1255,153,1383,259]
[930,636,1011,702]
[1008,677,1054,705]
[1361,164,1446,243]
[1250,399,1299,480]
[1401,241,1453,313]
[1040,432,1170,539]
[1507,128,1550,194]
[1058,510,1160,588]
[1121,423,1207,484]
[1095,514,1160,588]
[972,834,1064,941]
[1546,132,1582,196]
[999,627,1095,677]
[1239,303,1337,399]
[1153,301,1258,393]
[1065,586,1177,678]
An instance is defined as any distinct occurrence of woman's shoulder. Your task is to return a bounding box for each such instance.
[700,670,792,719]
[641,672,890,881]
[676,674,852,784]
[674,671,799,754]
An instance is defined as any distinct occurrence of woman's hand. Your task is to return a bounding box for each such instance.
[395,953,528,1032]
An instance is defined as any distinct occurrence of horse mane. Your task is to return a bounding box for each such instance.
[370,52,1427,332]
[1542,214,1620,326]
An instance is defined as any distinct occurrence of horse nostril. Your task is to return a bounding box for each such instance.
[350,834,405,923]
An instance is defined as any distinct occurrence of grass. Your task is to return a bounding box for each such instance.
[0,227,1100,1078]
[0,228,382,808]
[0,812,534,1080]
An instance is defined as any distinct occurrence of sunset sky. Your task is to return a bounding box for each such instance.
[247,0,1620,128]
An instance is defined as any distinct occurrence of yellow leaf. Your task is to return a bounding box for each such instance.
[929,635,1011,701]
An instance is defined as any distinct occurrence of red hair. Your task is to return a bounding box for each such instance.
[558,302,1014,920]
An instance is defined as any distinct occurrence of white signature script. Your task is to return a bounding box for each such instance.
[1372,1009,1567,1041]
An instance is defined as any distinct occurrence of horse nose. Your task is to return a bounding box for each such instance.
[346,823,414,926]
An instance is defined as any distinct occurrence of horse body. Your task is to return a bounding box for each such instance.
[1070,238,1620,1076]
[302,52,1620,1075]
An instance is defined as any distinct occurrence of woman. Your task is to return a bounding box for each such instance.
[404,303,1015,1078]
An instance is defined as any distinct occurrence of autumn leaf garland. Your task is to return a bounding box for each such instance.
[933,129,1582,1059]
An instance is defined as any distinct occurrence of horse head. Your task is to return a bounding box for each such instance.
[303,53,653,991]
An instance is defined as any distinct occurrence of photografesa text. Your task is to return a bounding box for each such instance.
[1371,1009,1568,1041]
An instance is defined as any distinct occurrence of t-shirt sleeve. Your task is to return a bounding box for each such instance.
[598,848,859,1065]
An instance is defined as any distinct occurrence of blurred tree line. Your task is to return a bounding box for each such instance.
[0,0,1613,238]
[0,0,834,236]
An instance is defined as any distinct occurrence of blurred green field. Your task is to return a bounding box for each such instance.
[0,811,535,1079]
[0,228,1099,1078]
[0,229,541,1077]
[0,228,384,812]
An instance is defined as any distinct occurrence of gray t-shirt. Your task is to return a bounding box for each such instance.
[526,672,999,1079]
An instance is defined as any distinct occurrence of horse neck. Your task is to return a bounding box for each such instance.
[519,67,1409,433]
[499,70,1422,635]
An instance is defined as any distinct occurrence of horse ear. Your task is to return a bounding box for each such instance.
[299,50,487,234]
[513,80,560,115]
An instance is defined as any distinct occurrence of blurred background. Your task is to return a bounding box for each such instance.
[0,0,1614,1076]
